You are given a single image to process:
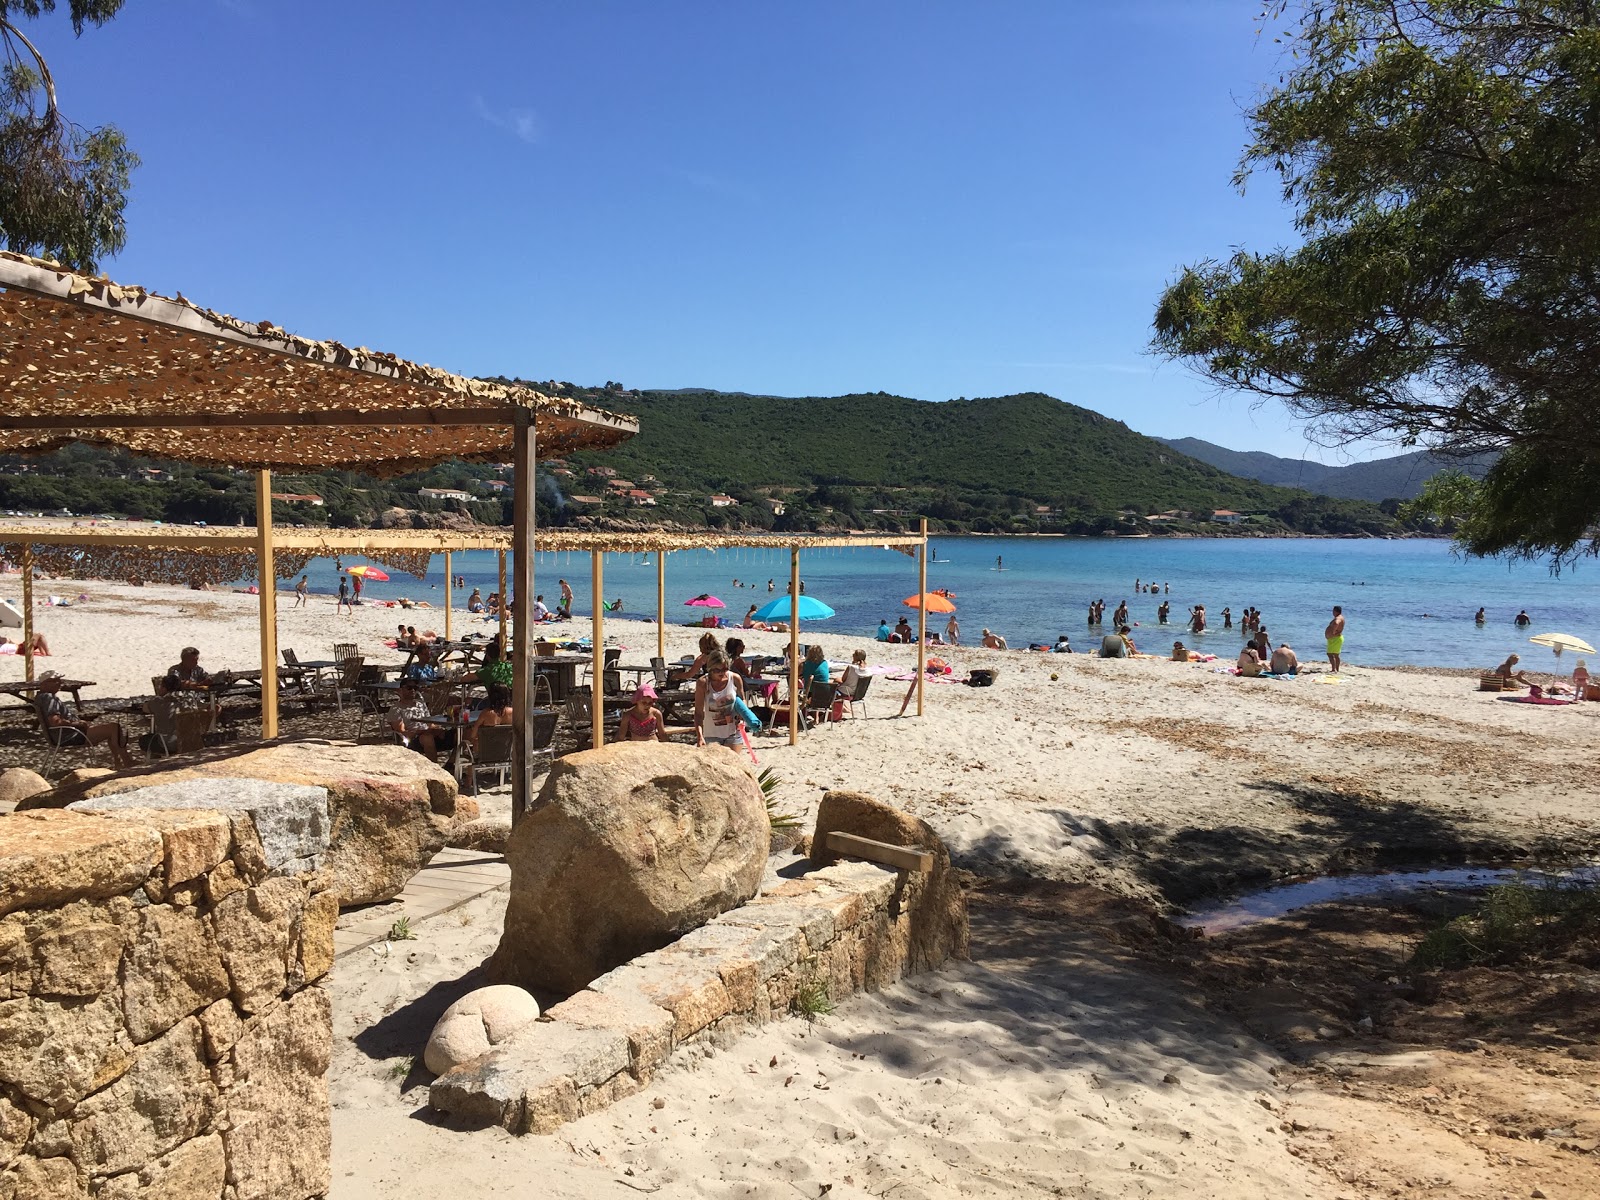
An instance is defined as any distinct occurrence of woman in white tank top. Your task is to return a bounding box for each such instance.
[695,651,747,748]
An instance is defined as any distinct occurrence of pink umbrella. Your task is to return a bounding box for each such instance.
[684,593,725,608]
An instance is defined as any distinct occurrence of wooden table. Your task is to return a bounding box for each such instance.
[529,654,586,703]
[0,678,94,716]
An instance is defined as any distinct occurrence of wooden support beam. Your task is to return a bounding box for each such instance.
[510,416,536,826]
[497,550,508,656]
[824,831,933,873]
[591,550,604,749]
[20,544,33,683]
[656,552,666,663]
[917,517,927,718]
[254,471,279,739]
[443,549,452,643]
[789,547,800,746]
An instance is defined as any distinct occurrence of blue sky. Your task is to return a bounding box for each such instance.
[35,0,1371,461]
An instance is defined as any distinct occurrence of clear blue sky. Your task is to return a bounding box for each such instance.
[35,0,1371,461]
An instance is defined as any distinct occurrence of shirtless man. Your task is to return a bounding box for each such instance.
[945,614,960,645]
[1325,605,1346,673]
[1270,643,1299,675]
[981,628,1008,650]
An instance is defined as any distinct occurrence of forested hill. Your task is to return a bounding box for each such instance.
[0,388,1410,537]
[563,388,1329,515]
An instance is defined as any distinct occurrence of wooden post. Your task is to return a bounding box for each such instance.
[497,549,508,656]
[591,550,604,749]
[656,552,666,662]
[788,546,800,745]
[20,544,33,683]
[254,471,279,740]
[917,518,927,717]
[443,549,453,642]
[510,414,536,826]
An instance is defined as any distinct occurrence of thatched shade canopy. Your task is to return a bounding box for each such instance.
[0,251,636,473]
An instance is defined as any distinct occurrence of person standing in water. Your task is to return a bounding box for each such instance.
[1474,607,1486,624]
[996,555,1003,571]
[1325,605,1346,672]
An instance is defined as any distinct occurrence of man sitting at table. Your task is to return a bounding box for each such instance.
[33,672,134,768]
[387,681,454,760]
[164,646,214,712]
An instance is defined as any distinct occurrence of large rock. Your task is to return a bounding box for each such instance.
[0,810,161,919]
[423,985,540,1075]
[33,741,457,906]
[0,768,49,812]
[69,781,329,879]
[490,743,769,995]
[810,790,970,970]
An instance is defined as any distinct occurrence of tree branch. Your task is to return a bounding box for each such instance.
[0,16,57,118]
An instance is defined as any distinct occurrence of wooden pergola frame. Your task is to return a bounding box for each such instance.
[0,251,637,818]
[0,523,932,769]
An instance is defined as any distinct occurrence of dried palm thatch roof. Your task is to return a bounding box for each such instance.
[0,251,637,475]
[0,524,927,586]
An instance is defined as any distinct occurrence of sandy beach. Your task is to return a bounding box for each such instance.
[4,578,1598,1199]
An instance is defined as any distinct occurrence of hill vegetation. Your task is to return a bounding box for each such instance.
[0,389,1417,538]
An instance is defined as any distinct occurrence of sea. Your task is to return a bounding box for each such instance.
[302,536,1600,671]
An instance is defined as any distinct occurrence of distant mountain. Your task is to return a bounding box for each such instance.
[1152,437,1495,503]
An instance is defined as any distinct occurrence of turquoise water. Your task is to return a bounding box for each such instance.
[306,537,1600,670]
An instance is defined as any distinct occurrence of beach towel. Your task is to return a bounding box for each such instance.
[1497,694,1574,706]
[730,695,762,732]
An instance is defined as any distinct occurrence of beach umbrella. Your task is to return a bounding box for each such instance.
[346,565,390,581]
[903,591,957,614]
[753,594,835,622]
[1528,632,1594,658]
[684,593,725,608]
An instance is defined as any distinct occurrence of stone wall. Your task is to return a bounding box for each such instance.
[0,791,338,1200]
[429,854,968,1134]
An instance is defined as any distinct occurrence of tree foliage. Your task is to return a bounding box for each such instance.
[1152,1,1600,564]
[0,0,136,270]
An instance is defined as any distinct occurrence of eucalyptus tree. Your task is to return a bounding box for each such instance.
[1,0,137,270]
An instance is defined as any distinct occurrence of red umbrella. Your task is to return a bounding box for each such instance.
[684,594,725,608]
[346,565,390,582]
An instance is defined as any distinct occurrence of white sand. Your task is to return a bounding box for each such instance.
[6,577,1599,1198]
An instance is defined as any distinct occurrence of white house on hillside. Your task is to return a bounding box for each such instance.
[419,487,474,503]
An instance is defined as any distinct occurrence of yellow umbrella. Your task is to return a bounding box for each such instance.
[1528,632,1594,658]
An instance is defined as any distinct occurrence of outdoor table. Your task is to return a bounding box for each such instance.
[529,654,586,703]
[0,678,95,717]
[615,662,656,687]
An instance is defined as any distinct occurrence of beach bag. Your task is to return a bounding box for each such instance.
[966,668,996,687]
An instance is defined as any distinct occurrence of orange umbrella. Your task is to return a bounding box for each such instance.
[904,591,956,613]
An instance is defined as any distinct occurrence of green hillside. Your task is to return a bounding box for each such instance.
[544,386,1399,535]
[0,388,1408,537]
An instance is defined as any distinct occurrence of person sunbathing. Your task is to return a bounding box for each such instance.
[1493,654,1532,686]
[1269,643,1299,675]
[981,628,1008,650]
[1237,645,1264,677]
[0,631,48,655]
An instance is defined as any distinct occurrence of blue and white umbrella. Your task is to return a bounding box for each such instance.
[752,594,836,622]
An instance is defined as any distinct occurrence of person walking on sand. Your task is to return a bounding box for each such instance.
[351,572,364,605]
[336,574,353,616]
[1325,605,1346,673]
[293,575,309,608]
[945,614,960,645]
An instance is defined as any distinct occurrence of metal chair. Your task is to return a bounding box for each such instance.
[563,687,620,749]
[324,656,365,714]
[802,680,840,729]
[846,673,872,718]
[456,709,559,793]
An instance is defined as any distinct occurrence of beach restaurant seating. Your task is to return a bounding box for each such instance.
[321,656,365,714]
[845,673,872,718]
[456,710,559,794]
[767,679,840,734]
[563,687,620,750]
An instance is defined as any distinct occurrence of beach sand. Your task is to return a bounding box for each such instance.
[4,578,1598,1198]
